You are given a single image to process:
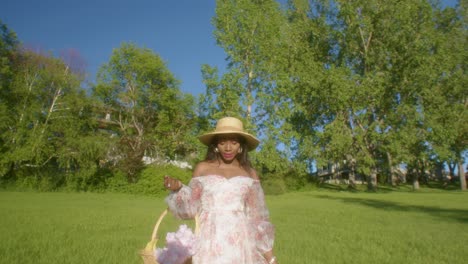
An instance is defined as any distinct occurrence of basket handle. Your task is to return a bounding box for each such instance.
[150,208,169,240]
[150,208,199,241]
[195,215,199,234]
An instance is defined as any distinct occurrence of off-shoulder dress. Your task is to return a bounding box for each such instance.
[166,175,275,264]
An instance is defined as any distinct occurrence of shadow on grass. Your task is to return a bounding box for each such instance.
[315,183,405,193]
[424,181,461,191]
[314,194,468,223]
[315,181,461,193]
[316,183,349,191]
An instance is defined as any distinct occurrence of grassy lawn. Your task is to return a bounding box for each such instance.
[0,189,467,264]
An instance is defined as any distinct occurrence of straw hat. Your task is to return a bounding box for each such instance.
[198,117,260,151]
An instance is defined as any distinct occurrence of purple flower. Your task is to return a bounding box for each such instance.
[154,224,197,264]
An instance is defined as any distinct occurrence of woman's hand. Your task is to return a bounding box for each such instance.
[264,251,278,264]
[164,175,182,192]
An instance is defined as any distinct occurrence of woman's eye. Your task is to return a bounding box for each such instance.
[217,138,239,145]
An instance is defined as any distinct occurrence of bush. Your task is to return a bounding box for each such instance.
[8,166,65,192]
[126,164,192,196]
[259,167,310,194]
[105,170,130,193]
[62,166,107,192]
[262,177,287,195]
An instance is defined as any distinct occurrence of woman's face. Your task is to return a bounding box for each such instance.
[216,134,242,162]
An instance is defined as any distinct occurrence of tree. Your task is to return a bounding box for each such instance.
[212,0,303,182]
[93,43,197,182]
[0,44,104,189]
[214,0,283,119]
[425,3,467,190]
[0,20,19,176]
[278,0,460,190]
[209,0,466,191]
[199,64,245,121]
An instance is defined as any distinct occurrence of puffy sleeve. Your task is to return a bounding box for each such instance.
[165,178,202,219]
[245,180,275,253]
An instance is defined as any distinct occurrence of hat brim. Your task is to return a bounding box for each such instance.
[198,131,260,151]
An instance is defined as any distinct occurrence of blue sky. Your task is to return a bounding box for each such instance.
[1,0,459,96]
[1,0,225,96]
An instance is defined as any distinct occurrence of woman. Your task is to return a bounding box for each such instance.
[164,117,278,264]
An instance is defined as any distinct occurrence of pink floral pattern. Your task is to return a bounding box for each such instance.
[166,175,275,264]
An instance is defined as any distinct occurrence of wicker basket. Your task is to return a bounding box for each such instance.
[139,209,194,264]
[140,208,168,264]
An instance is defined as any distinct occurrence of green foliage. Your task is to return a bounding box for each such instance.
[104,169,130,193]
[129,164,192,196]
[9,166,64,192]
[254,136,310,193]
[94,42,198,182]
[262,177,287,195]
[0,46,107,187]
[199,65,245,119]
[0,22,19,177]
[0,2,466,193]
[104,164,193,196]
[233,0,468,191]
[0,20,17,83]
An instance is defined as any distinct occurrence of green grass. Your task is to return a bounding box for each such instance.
[0,189,467,264]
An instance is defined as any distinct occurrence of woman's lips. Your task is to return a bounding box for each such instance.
[222,153,235,159]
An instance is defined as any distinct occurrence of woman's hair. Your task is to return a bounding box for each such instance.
[204,135,253,173]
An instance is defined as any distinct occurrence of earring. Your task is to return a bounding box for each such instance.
[238,147,243,153]
[214,147,219,153]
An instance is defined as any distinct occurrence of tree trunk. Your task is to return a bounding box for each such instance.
[367,167,378,191]
[421,160,427,184]
[387,152,396,187]
[459,160,466,191]
[412,176,420,190]
[412,168,420,190]
[348,164,356,189]
[347,156,356,189]
[434,162,444,181]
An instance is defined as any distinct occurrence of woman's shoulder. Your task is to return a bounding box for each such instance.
[249,168,260,180]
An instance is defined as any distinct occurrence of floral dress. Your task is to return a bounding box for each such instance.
[166,175,275,264]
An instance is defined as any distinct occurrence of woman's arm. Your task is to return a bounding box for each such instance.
[246,171,277,263]
[164,164,204,219]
